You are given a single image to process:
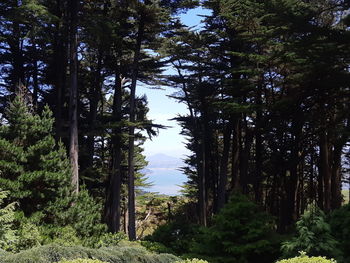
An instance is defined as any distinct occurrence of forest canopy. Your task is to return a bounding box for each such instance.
[0,0,349,263]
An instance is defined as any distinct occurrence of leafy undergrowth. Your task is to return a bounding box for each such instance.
[0,243,178,263]
[276,252,336,263]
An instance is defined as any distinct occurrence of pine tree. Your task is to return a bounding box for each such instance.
[0,94,71,219]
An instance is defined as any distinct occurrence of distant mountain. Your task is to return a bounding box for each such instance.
[146,153,184,169]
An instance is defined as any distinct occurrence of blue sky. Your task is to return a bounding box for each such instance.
[137,6,210,159]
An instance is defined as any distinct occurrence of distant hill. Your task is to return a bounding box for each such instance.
[146,153,184,169]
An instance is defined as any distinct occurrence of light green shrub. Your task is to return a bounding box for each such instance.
[282,205,340,259]
[0,244,179,263]
[277,252,336,263]
[93,232,127,248]
[57,259,107,263]
[175,259,209,263]
[0,190,18,251]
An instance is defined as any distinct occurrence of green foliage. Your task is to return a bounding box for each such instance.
[0,95,71,220]
[57,259,108,263]
[144,220,201,255]
[175,259,208,263]
[276,252,336,263]
[0,244,179,263]
[15,222,42,251]
[190,194,280,263]
[0,190,17,251]
[93,232,127,248]
[329,204,350,262]
[282,205,341,260]
[40,225,82,247]
[141,241,173,254]
[51,188,106,244]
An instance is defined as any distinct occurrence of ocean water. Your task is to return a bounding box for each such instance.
[143,168,187,196]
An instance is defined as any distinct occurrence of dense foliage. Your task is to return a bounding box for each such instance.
[282,205,340,260]
[57,260,107,263]
[276,252,336,263]
[0,244,178,263]
[0,0,349,262]
[329,204,350,262]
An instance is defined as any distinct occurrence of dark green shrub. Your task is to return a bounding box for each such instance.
[282,205,341,260]
[0,244,179,263]
[144,221,200,255]
[329,203,350,262]
[190,194,280,263]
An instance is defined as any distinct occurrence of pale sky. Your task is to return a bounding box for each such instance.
[137,7,210,158]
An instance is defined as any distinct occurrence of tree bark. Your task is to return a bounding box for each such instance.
[68,0,79,194]
[217,122,232,211]
[127,3,146,240]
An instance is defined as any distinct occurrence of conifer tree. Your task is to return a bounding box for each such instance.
[0,93,71,218]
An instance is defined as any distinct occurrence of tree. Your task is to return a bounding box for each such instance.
[0,93,71,219]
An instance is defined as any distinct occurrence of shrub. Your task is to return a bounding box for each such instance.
[16,222,42,251]
[0,190,17,251]
[329,204,350,262]
[282,204,341,260]
[175,259,209,263]
[144,220,201,255]
[190,194,280,263]
[141,240,173,254]
[0,244,179,263]
[57,259,108,263]
[276,252,336,263]
[93,232,127,248]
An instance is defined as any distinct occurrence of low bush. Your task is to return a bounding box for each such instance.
[0,244,179,263]
[175,259,209,263]
[276,252,336,263]
[57,259,108,263]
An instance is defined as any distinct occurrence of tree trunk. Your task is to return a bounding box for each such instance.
[217,122,232,211]
[230,117,240,191]
[68,0,79,194]
[319,129,331,212]
[106,72,125,233]
[127,4,146,240]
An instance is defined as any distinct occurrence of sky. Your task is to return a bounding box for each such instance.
[136,6,210,159]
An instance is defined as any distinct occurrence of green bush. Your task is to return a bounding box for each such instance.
[144,220,201,255]
[0,190,17,251]
[93,232,127,248]
[57,259,108,263]
[190,194,280,263]
[175,259,208,263]
[276,252,336,263]
[141,240,173,254]
[0,244,179,263]
[282,205,341,260]
[329,204,350,262]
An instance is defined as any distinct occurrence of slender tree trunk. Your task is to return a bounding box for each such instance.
[52,0,67,141]
[106,72,126,233]
[199,126,207,226]
[127,5,146,240]
[68,0,79,193]
[217,122,232,211]
[331,144,343,209]
[319,129,331,212]
[231,117,240,191]
[285,116,302,225]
